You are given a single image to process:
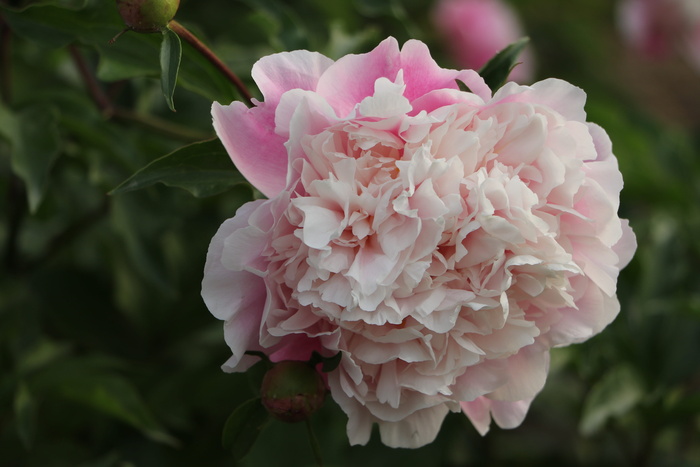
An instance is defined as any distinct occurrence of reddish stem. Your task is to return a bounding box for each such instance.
[168,20,253,106]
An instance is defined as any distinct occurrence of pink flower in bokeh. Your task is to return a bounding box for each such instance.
[433,0,534,82]
[618,0,700,70]
[203,38,636,448]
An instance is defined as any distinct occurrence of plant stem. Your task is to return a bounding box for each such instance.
[112,107,212,142]
[68,46,211,142]
[305,418,324,467]
[68,45,113,115]
[168,20,253,107]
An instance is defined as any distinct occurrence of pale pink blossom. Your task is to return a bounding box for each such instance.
[433,0,534,82]
[618,0,700,70]
[203,37,636,448]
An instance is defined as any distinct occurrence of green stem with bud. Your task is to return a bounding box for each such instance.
[168,20,253,107]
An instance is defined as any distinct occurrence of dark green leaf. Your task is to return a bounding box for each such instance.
[71,374,178,446]
[456,80,472,94]
[0,104,61,213]
[222,397,271,460]
[110,196,177,297]
[0,3,91,47]
[30,357,178,447]
[579,366,644,436]
[309,351,343,373]
[97,32,161,81]
[321,352,342,372]
[478,37,530,91]
[110,138,246,197]
[160,28,182,112]
[13,383,37,449]
[15,339,72,376]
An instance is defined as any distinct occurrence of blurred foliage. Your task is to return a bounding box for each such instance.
[1,0,699,466]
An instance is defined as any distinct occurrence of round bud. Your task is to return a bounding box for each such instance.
[116,0,180,33]
[260,361,327,423]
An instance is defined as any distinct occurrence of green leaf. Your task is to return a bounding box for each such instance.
[13,383,37,449]
[0,3,91,48]
[478,37,530,91]
[110,196,176,297]
[222,397,271,460]
[0,104,61,213]
[73,374,178,446]
[97,32,161,81]
[15,339,72,376]
[110,139,246,197]
[579,365,645,436]
[30,357,178,447]
[160,28,182,112]
[309,351,343,373]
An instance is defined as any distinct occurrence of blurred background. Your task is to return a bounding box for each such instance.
[1,0,699,465]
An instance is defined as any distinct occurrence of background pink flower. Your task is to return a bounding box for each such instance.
[203,38,636,448]
[618,0,700,70]
[432,0,535,82]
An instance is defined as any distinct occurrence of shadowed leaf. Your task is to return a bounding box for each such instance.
[160,28,182,112]
[222,397,271,460]
[479,37,530,91]
[110,139,246,197]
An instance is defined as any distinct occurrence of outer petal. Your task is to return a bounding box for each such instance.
[316,37,492,116]
[547,276,621,346]
[377,403,451,448]
[213,51,334,197]
[202,201,270,372]
[452,358,509,402]
[316,37,403,117]
[490,398,533,429]
[212,102,287,198]
[399,40,491,102]
[460,397,492,435]
[492,78,588,122]
[202,201,267,320]
[460,396,533,435]
[487,345,550,402]
[252,50,334,106]
[614,219,637,269]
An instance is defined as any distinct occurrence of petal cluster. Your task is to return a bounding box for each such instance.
[203,38,636,448]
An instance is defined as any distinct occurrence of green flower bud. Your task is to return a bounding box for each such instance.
[260,361,327,423]
[116,0,180,33]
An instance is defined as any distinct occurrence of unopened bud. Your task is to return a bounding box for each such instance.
[260,361,327,423]
[116,0,180,33]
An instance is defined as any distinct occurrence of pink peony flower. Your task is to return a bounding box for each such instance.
[618,0,700,70]
[203,37,636,448]
[433,0,534,82]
